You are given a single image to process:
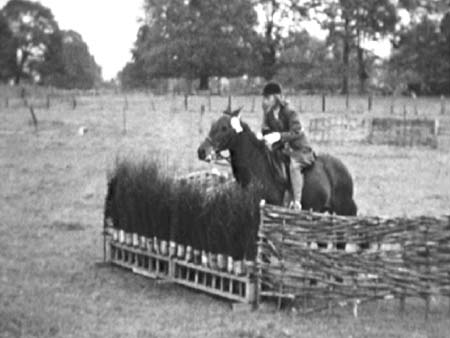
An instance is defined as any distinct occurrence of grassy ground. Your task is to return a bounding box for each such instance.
[1,94,450,338]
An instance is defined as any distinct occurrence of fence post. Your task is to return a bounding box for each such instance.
[322,93,326,113]
[413,94,418,115]
[184,93,189,111]
[368,94,373,112]
[122,97,128,135]
[46,94,50,109]
[277,218,285,310]
[199,104,205,134]
[208,91,212,112]
[424,223,430,321]
[29,105,38,131]
[72,96,77,110]
[441,95,446,115]
[254,199,266,310]
[228,95,232,111]
[345,93,349,110]
[390,95,395,114]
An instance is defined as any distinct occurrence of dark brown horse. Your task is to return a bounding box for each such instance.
[197,109,357,216]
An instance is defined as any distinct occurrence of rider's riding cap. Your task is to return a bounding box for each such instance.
[262,82,282,97]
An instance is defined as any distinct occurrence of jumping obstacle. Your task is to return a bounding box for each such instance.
[256,202,450,317]
[103,167,450,316]
[104,170,256,304]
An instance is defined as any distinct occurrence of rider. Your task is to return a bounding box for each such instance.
[260,82,315,210]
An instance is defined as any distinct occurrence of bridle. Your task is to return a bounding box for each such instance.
[204,136,232,165]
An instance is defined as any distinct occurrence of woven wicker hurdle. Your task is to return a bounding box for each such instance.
[104,169,256,304]
[256,201,450,317]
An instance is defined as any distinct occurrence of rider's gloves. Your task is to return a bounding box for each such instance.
[263,132,281,146]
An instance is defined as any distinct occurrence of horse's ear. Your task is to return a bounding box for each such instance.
[230,106,243,117]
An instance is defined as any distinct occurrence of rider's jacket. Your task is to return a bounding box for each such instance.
[262,103,311,152]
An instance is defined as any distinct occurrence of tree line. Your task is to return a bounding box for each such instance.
[0,0,101,89]
[120,0,450,95]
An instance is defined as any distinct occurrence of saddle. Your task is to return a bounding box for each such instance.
[265,147,290,188]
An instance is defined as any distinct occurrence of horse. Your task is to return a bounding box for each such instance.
[197,108,357,216]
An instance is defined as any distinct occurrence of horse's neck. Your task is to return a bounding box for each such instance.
[229,132,284,203]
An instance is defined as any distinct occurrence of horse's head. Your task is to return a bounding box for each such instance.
[197,107,244,162]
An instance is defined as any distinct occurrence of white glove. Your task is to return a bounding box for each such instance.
[263,132,281,146]
[256,132,263,140]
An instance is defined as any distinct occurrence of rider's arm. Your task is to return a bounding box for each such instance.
[261,111,271,135]
[279,110,304,142]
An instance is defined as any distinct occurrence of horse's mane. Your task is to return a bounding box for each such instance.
[238,121,267,153]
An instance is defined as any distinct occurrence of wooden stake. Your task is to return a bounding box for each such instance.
[46,95,50,109]
[122,107,127,135]
[345,93,349,109]
[72,96,77,110]
[208,91,212,112]
[29,105,38,130]
[441,95,446,115]
[228,95,232,111]
[322,93,326,112]
[184,93,189,111]
[5,97,9,108]
[199,104,205,134]
[368,94,373,111]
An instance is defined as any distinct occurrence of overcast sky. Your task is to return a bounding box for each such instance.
[0,0,390,81]
[0,0,143,80]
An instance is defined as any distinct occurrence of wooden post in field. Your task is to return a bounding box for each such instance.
[29,105,38,131]
[441,95,446,115]
[150,99,155,111]
[322,93,326,113]
[122,107,127,135]
[46,94,50,109]
[368,94,373,112]
[402,104,407,146]
[390,95,395,114]
[184,93,189,111]
[345,92,349,110]
[5,97,9,108]
[228,95,232,111]
[208,91,212,112]
[412,93,418,115]
[122,97,128,135]
[72,96,77,110]
[199,104,205,134]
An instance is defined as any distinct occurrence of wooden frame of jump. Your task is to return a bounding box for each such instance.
[107,237,256,304]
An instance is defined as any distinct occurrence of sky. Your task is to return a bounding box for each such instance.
[0,0,143,80]
[0,0,391,81]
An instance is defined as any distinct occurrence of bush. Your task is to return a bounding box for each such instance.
[105,157,261,260]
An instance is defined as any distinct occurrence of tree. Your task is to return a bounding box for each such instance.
[277,30,341,91]
[0,12,17,82]
[1,0,61,84]
[252,0,310,80]
[127,0,258,90]
[389,14,450,94]
[40,30,101,89]
[316,0,397,94]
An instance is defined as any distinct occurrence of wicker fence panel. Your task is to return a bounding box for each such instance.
[258,203,450,313]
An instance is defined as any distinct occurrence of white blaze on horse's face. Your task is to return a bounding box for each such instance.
[230,116,243,133]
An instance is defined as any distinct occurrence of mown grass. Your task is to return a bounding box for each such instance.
[1,93,450,338]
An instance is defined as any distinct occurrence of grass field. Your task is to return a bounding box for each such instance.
[1,93,450,338]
